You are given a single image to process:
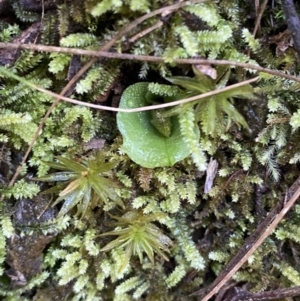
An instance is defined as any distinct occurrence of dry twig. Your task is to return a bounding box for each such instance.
[253,0,268,37]
[0,42,300,82]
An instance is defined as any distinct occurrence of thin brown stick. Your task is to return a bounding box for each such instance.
[6,1,201,190]
[0,42,299,82]
[128,20,163,43]
[197,183,300,301]
[222,170,245,190]
[100,0,206,51]
[245,0,267,70]
[255,0,259,17]
[253,0,268,37]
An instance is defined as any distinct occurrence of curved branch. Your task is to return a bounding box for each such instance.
[0,66,259,113]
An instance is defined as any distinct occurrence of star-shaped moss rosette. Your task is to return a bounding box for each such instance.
[164,66,256,138]
[34,153,122,218]
[100,211,172,270]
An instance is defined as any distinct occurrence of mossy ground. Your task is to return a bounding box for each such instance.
[1,1,300,300]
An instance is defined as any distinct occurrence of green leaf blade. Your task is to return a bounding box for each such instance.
[117,83,194,168]
[56,157,87,172]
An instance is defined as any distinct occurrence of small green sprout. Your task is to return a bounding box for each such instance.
[34,152,121,218]
[100,211,172,270]
[164,66,256,137]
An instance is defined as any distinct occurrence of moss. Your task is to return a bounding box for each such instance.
[1,0,300,300]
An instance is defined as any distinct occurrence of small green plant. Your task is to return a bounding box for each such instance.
[164,66,256,138]
[34,152,121,218]
[100,210,172,270]
[117,82,198,168]
[117,67,255,171]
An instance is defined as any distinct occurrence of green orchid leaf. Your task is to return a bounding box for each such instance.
[117,83,197,168]
[145,90,164,104]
